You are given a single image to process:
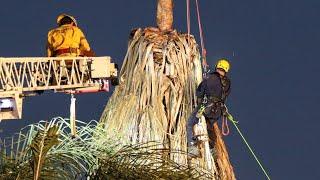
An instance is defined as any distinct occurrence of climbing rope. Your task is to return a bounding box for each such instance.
[186,0,191,39]
[221,116,230,136]
[225,109,271,180]
[186,0,208,77]
[195,0,208,72]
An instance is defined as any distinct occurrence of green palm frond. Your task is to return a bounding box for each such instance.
[1,117,212,179]
[93,142,212,179]
[1,117,105,179]
[0,153,18,180]
[30,124,60,179]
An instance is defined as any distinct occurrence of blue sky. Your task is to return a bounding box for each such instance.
[1,1,319,179]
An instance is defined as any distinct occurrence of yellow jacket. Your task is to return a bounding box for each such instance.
[47,24,91,57]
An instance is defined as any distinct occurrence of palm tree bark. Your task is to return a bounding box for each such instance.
[157,0,174,31]
[213,123,236,180]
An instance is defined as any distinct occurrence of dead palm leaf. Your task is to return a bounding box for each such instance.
[30,124,59,180]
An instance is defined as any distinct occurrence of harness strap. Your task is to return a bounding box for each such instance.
[54,48,78,56]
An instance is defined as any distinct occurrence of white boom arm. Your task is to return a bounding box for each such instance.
[0,56,117,120]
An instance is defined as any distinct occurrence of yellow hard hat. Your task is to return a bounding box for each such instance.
[216,59,230,72]
[56,14,78,26]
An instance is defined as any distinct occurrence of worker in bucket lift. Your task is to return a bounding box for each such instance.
[46,13,95,57]
[46,14,96,84]
[187,59,231,156]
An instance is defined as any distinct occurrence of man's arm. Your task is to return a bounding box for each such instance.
[196,80,206,104]
[78,28,95,56]
[225,77,231,97]
[221,76,231,101]
[46,43,53,57]
[46,32,53,57]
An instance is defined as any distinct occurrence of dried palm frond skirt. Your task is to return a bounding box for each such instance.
[100,27,201,158]
[99,27,234,179]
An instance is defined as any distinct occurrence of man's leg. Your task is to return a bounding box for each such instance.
[206,118,218,149]
[187,106,200,145]
[187,107,201,157]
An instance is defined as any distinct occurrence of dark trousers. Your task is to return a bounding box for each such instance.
[187,106,219,149]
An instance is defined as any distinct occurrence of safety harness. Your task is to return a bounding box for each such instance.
[196,73,230,135]
[53,48,95,57]
[53,48,78,56]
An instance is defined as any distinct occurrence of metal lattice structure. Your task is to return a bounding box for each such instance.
[0,56,117,120]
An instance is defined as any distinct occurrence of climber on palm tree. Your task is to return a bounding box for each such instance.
[187,59,231,156]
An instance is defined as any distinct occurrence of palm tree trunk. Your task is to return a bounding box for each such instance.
[213,123,236,180]
[157,0,174,31]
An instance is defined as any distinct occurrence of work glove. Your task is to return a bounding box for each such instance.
[80,50,96,57]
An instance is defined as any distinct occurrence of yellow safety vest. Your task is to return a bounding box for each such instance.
[47,24,91,57]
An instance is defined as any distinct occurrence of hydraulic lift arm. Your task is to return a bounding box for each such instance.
[0,56,118,121]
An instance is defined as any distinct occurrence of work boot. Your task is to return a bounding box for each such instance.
[187,142,199,158]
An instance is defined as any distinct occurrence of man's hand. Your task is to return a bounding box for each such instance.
[80,50,96,57]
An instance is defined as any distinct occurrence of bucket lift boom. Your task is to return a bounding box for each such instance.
[0,56,117,121]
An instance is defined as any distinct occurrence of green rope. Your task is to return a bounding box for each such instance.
[226,112,271,180]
